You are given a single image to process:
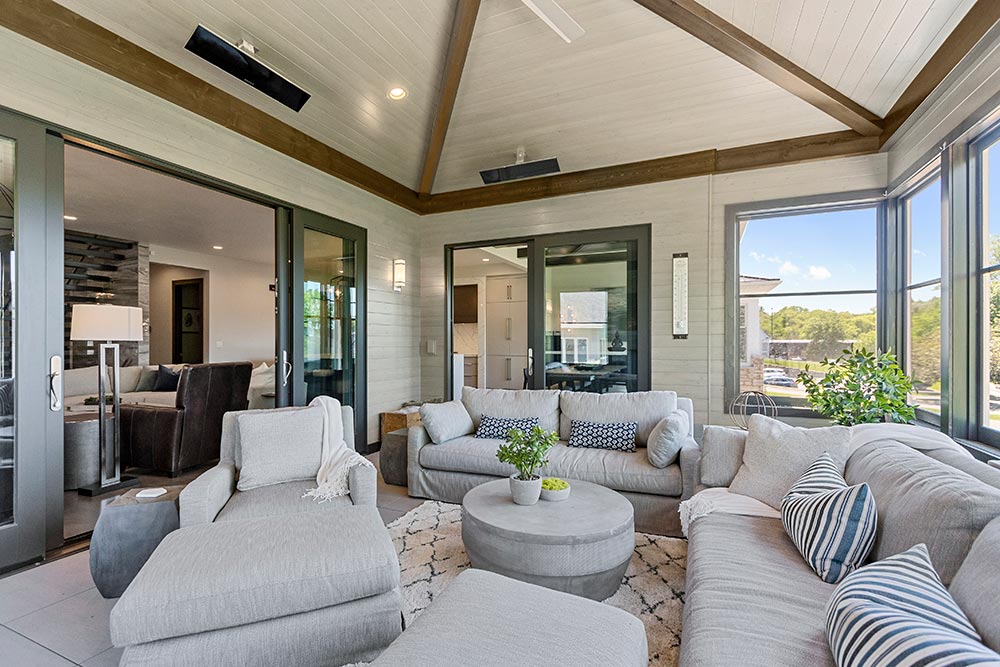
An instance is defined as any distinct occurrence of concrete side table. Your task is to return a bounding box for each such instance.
[63,413,102,490]
[90,486,182,598]
[380,428,409,487]
[461,479,635,601]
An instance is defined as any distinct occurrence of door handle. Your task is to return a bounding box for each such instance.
[505,317,512,341]
[49,355,63,411]
[505,357,512,382]
[281,350,292,388]
[527,347,534,377]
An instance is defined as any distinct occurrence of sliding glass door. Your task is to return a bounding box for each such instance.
[0,113,64,571]
[278,208,366,451]
[447,226,650,397]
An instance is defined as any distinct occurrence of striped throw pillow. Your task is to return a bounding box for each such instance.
[781,452,877,584]
[826,545,1000,667]
[475,415,539,440]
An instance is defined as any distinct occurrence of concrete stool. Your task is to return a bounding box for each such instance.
[90,486,182,598]
[371,569,648,666]
[379,427,409,486]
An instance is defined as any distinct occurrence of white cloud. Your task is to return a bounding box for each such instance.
[749,251,765,261]
[778,261,800,276]
[807,265,832,280]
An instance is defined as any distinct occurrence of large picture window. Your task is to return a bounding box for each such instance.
[902,175,943,419]
[734,203,879,409]
[980,135,1000,433]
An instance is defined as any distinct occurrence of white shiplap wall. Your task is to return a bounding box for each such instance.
[0,28,422,443]
[419,154,887,426]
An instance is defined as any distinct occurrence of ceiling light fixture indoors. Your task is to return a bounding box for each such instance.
[387,86,407,100]
[64,215,78,221]
[213,245,223,250]
[481,258,490,262]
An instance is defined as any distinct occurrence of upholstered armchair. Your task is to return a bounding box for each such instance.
[121,362,252,475]
[178,404,376,527]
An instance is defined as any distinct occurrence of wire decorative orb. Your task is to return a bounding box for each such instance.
[730,391,778,430]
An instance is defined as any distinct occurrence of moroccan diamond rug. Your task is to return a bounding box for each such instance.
[385,501,688,667]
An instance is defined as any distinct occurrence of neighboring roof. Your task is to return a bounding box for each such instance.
[739,274,782,295]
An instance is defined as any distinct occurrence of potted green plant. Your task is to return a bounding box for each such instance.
[540,477,570,502]
[797,347,915,426]
[496,425,558,506]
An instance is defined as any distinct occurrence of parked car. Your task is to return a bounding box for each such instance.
[764,376,797,387]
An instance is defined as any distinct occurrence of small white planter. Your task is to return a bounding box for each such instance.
[541,483,571,502]
[509,474,542,506]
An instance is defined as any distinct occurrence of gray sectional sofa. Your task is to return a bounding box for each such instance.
[408,387,699,535]
[681,425,1000,666]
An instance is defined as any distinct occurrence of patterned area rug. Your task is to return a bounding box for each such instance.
[387,501,688,666]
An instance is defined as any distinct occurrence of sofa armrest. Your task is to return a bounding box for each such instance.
[120,404,184,473]
[679,436,701,500]
[179,462,236,527]
[348,462,377,506]
[700,425,748,488]
[407,425,431,494]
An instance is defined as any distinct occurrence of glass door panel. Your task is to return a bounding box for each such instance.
[541,240,640,392]
[0,136,13,531]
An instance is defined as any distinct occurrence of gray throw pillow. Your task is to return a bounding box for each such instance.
[134,367,158,392]
[647,411,689,468]
[729,414,851,509]
[419,400,474,444]
[237,406,324,491]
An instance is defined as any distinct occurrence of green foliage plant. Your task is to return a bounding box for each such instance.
[541,477,569,491]
[497,426,558,481]
[798,348,915,426]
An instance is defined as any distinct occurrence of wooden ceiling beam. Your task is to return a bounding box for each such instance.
[422,130,880,213]
[1,0,424,213]
[880,0,1000,147]
[632,0,883,137]
[418,0,481,195]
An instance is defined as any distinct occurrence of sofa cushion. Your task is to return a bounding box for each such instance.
[118,366,143,394]
[567,420,637,452]
[109,508,399,646]
[846,440,1000,585]
[559,391,677,446]
[419,438,682,496]
[680,512,835,667]
[826,544,998,667]
[951,516,1000,653]
[134,366,158,392]
[236,406,324,491]
[475,415,538,440]
[781,453,877,584]
[462,387,560,433]
[152,364,181,392]
[216,480,352,523]
[647,411,689,468]
[63,365,105,397]
[700,425,747,487]
[419,400,474,444]
[730,414,852,510]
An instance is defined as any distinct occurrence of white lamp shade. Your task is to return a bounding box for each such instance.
[70,304,144,342]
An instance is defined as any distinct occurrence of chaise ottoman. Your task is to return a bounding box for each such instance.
[110,507,402,666]
[370,569,648,666]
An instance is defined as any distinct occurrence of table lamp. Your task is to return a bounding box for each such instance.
[70,304,143,495]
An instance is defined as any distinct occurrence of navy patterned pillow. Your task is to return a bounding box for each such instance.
[475,415,539,440]
[568,420,637,452]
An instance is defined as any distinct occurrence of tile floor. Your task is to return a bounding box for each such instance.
[0,452,421,665]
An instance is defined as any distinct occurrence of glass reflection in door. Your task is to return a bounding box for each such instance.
[303,229,355,406]
[0,138,12,527]
[542,240,638,392]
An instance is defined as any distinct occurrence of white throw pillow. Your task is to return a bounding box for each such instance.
[237,406,325,490]
[728,414,851,509]
[419,400,474,444]
[647,411,690,468]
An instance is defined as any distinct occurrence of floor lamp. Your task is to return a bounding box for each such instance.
[70,304,144,496]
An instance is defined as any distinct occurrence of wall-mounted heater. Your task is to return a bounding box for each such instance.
[480,147,560,185]
[184,25,311,112]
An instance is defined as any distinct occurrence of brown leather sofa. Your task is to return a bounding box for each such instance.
[121,362,252,476]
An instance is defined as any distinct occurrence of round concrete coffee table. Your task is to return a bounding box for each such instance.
[461,479,634,601]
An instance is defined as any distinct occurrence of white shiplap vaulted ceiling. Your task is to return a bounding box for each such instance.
[51,0,977,194]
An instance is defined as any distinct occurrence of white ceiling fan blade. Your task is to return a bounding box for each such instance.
[521,0,585,43]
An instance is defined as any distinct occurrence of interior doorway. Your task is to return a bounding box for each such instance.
[172,278,205,364]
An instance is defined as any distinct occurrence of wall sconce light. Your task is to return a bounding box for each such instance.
[393,258,406,292]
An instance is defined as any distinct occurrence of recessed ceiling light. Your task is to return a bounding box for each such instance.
[64,215,77,221]
[212,245,223,250]
[481,258,490,262]
[387,86,407,100]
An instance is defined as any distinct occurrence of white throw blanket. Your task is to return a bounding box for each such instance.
[679,422,970,536]
[302,395,374,503]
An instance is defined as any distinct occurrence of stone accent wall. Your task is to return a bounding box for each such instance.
[739,356,765,393]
